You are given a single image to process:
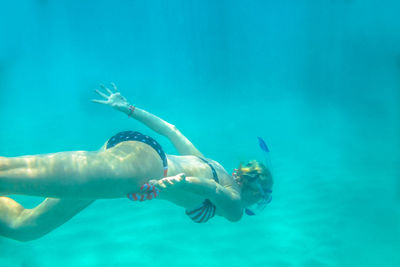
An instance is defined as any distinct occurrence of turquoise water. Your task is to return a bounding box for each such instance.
[1,0,399,266]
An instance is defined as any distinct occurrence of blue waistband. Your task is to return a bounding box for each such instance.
[106,131,168,175]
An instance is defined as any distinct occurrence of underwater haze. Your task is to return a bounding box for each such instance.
[1,0,400,266]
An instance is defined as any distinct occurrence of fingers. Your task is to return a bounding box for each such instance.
[110,82,118,92]
[156,181,167,189]
[101,83,118,94]
[95,89,109,99]
[160,174,186,185]
[101,84,113,95]
[163,177,174,185]
[128,173,187,203]
[93,83,119,104]
[91,99,108,104]
[99,83,111,92]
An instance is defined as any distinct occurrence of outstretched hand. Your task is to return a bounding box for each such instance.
[151,173,187,191]
[127,173,187,202]
[92,83,130,113]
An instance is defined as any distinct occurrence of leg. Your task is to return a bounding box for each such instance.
[0,196,94,242]
[0,152,103,197]
[0,142,164,199]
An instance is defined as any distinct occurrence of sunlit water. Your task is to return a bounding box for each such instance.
[1,1,399,266]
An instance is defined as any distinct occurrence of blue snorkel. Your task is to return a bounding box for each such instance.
[257,136,272,173]
[244,137,273,216]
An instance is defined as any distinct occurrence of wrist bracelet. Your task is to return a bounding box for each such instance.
[128,105,135,117]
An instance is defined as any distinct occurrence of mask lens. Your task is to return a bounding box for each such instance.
[245,183,272,216]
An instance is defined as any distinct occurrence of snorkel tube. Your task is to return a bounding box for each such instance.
[244,137,273,216]
[257,136,272,172]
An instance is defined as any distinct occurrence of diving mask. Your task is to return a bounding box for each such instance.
[244,137,273,216]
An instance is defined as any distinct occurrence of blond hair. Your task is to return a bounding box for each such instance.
[236,160,273,189]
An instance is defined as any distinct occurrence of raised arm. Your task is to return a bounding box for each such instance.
[93,83,203,157]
